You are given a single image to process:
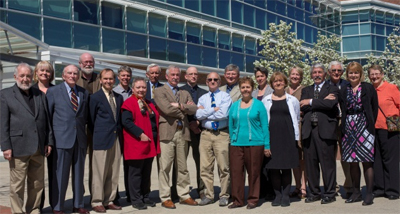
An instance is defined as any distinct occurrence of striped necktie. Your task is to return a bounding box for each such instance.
[211,93,219,130]
[71,88,78,112]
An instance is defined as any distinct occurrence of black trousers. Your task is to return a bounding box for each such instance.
[374,129,400,197]
[303,126,337,198]
[127,157,154,204]
[188,131,205,195]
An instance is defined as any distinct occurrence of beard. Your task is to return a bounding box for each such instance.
[81,67,94,75]
[16,81,32,91]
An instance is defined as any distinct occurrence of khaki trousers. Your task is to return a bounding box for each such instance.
[91,138,121,207]
[158,130,191,202]
[9,149,44,214]
[199,130,230,199]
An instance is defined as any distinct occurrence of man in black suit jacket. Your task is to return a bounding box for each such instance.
[1,63,53,214]
[145,63,164,104]
[300,63,339,204]
[179,67,207,198]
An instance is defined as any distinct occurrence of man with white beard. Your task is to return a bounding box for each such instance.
[77,52,101,94]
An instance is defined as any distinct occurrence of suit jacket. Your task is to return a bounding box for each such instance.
[89,89,123,150]
[326,78,349,91]
[76,72,101,95]
[220,84,242,102]
[300,83,339,140]
[179,84,207,122]
[0,84,54,157]
[146,81,164,104]
[154,84,197,142]
[339,82,378,136]
[47,82,89,149]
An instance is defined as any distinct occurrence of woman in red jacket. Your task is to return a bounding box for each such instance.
[122,77,160,210]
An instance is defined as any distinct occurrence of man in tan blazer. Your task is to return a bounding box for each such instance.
[219,64,242,102]
[154,65,198,209]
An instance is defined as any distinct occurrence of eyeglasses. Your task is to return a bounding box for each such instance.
[330,69,343,73]
[369,73,382,77]
[207,78,219,82]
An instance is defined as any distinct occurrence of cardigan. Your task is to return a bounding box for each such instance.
[374,81,400,130]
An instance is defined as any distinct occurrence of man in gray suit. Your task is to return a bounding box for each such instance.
[1,63,53,214]
[219,64,242,102]
[47,65,90,214]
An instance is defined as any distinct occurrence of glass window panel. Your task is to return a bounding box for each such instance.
[0,9,5,22]
[167,0,183,7]
[342,12,358,24]
[187,22,201,44]
[168,18,184,41]
[297,22,305,40]
[187,44,202,65]
[386,26,394,36]
[395,15,400,26]
[8,12,41,40]
[376,36,385,51]
[375,24,384,35]
[103,29,125,54]
[255,0,265,9]
[218,30,231,50]
[74,0,98,24]
[256,8,266,29]
[372,35,376,50]
[305,12,313,25]
[287,5,295,19]
[231,53,244,71]
[231,1,243,24]
[217,0,229,20]
[0,0,4,8]
[185,0,199,11]
[43,0,71,19]
[127,8,146,33]
[74,23,100,51]
[149,13,166,37]
[360,23,370,34]
[168,40,185,63]
[101,2,124,29]
[359,10,369,22]
[245,37,256,54]
[267,0,276,13]
[276,1,286,15]
[244,4,255,27]
[202,0,215,16]
[296,0,303,9]
[342,24,359,35]
[203,26,216,47]
[386,14,394,25]
[232,34,243,52]
[267,12,277,26]
[9,0,40,14]
[359,35,371,51]
[149,37,167,60]
[375,11,385,23]
[342,37,359,52]
[127,33,147,57]
[312,27,318,43]
[244,0,254,4]
[304,25,313,43]
[44,18,72,48]
[295,8,304,22]
[246,55,256,73]
[202,47,217,67]
[219,50,231,68]
[304,1,312,12]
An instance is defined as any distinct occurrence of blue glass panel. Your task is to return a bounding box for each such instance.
[231,1,243,24]
[375,11,385,23]
[219,50,231,69]
[203,27,216,47]
[255,0,265,9]
[267,12,277,26]
[44,18,72,48]
[149,37,167,60]
[218,30,231,50]
[202,0,215,16]
[168,40,185,63]
[231,52,244,71]
[278,16,287,25]
[167,0,183,7]
[103,29,125,54]
[127,8,146,33]
[386,26,394,36]
[149,13,166,37]
[0,9,5,22]
[296,0,303,9]
[256,8,266,29]
[74,0,98,24]
[304,1,311,12]
[232,34,244,52]
[359,35,371,51]
[245,37,256,54]
[185,0,199,11]
[304,25,313,43]
[244,0,254,4]
[217,0,229,20]
[267,1,276,13]
[245,55,256,73]
[342,12,358,24]
[305,12,313,25]
[8,12,41,40]
[43,0,71,19]
[102,2,124,29]
[276,1,286,15]
[360,23,370,34]
[375,24,385,35]
[187,22,201,44]
[359,10,369,22]
[202,47,217,67]
[376,36,385,51]
[9,0,39,14]
[297,22,305,40]
[168,18,184,41]
[342,24,359,35]
[0,0,4,7]
[257,43,264,56]
[386,14,394,25]
[127,33,147,57]
[287,0,295,5]
[244,4,255,27]
[74,23,99,51]
[287,5,295,19]
[187,44,201,65]
[342,37,359,52]
[395,15,400,26]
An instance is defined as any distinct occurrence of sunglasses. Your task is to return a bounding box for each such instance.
[207,78,219,82]
[331,69,343,73]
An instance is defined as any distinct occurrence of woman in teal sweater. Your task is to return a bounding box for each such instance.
[228,77,270,209]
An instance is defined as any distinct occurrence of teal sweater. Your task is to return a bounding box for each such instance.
[228,98,270,149]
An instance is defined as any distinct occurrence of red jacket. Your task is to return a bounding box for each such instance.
[122,96,160,160]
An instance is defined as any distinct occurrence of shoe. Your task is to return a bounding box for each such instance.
[161,200,176,209]
[72,207,90,214]
[228,203,241,209]
[53,210,64,214]
[246,203,257,209]
[271,198,281,206]
[219,197,229,206]
[132,202,147,210]
[143,198,156,207]
[372,192,385,198]
[289,188,301,198]
[344,192,353,199]
[126,197,131,203]
[180,198,198,206]
[199,193,206,200]
[362,201,374,206]
[105,204,121,210]
[388,195,399,200]
[321,196,336,204]
[92,205,106,213]
[264,194,275,201]
[198,197,213,206]
[345,195,362,203]
[281,197,290,207]
[305,195,321,203]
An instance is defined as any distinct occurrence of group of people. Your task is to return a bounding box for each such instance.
[1,53,399,214]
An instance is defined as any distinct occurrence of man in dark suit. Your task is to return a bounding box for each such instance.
[1,63,53,214]
[89,69,123,212]
[47,65,90,214]
[145,63,164,104]
[300,63,339,204]
[179,66,207,199]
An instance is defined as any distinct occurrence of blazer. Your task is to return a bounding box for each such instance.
[179,83,207,123]
[300,82,339,141]
[339,82,378,136]
[326,78,349,91]
[89,89,123,150]
[153,84,197,142]
[220,84,242,102]
[146,81,164,104]
[0,84,54,157]
[47,82,89,149]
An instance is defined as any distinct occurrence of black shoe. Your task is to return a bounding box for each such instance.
[362,201,374,206]
[387,195,399,200]
[305,195,321,203]
[321,196,336,204]
[372,192,385,198]
[132,202,147,210]
[144,199,156,207]
[345,194,362,203]
[281,197,290,207]
[271,198,281,206]
[344,192,353,199]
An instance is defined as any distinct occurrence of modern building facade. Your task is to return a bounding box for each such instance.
[0,0,399,88]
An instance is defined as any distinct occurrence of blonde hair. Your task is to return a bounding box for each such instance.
[34,61,54,82]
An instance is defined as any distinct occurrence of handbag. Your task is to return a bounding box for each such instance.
[378,106,400,132]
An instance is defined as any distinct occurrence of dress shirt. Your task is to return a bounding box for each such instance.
[196,89,232,130]
[64,81,80,104]
[102,87,116,106]
[310,81,325,106]
[149,81,160,97]
[113,84,132,101]
[226,83,237,94]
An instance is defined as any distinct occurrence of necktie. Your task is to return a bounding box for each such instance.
[151,84,155,99]
[109,91,117,121]
[311,85,319,124]
[71,88,78,112]
[211,93,219,130]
